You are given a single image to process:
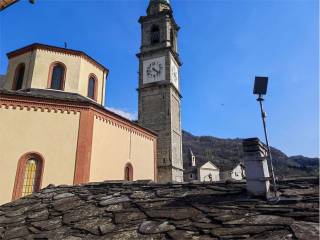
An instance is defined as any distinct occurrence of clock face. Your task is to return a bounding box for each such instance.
[147,61,163,80]
[170,59,179,89]
[143,57,165,84]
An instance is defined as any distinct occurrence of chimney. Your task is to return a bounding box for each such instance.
[242,138,270,198]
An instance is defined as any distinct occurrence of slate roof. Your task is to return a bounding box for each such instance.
[6,43,108,72]
[0,88,100,105]
[0,177,318,239]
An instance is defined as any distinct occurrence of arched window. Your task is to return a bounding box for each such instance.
[48,62,66,90]
[87,74,97,100]
[12,63,25,90]
[124,163,133,181]
[22,159,40,196]
[12,152,44,200]
[151,25,160,44]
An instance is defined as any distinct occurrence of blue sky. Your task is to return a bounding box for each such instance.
[0,0,318,157]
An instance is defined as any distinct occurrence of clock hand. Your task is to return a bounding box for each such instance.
[152,68,160,74]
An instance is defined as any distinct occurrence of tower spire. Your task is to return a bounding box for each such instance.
[190,148,196,167]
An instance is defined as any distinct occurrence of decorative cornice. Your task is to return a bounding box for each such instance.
[0,95,82,114]
[139,11,180,31]
[6,43,109,73]
[137,81,182,99]
[137,47,182,66]
[0,92,157,138]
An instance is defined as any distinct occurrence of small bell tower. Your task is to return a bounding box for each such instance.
[190,149,196,167]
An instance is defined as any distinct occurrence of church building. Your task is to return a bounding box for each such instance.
[184,149,220,182]
[0,43,157,205]
[0,0,182,205]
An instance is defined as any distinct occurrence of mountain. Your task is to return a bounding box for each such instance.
[182,130,319,178]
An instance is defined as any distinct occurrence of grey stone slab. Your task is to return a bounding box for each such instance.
[53,192,75,200]
[167,230,214,240]
[247,229,293,240]
[27,209,49,221]
[0,215,25,225]
[130,191,155,199]
[52,196,84,211]
[63,236,84,240]
[103,229,157,240]
[290,221,319,240]
[211,226,282,237]
[73,218,114,235]
[224,214,294,226]
[146,207,201,220]
[139,220,175,234]
[4,205,33,217]
[279,211,319,219]
[104,204,123,212]
[114,211,147,224]
[99,196,130,206]
[31,217,62,231]
[191,222,220,230]
[209,210,257,223]
[3,226,29,239]
[63,205,104,224]
[31,226,70,239]
[28,226,41,234]
[136,200,172,209]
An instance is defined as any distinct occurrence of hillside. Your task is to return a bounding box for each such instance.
[182,130,319,178]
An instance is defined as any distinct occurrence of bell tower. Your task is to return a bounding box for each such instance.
[137,0,183,182]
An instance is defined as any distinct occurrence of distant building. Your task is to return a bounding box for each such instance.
[184,149,220,182]
[184,149,245,182]
[219,163,245,181]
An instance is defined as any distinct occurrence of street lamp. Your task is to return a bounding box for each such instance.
[253,76,277,197]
